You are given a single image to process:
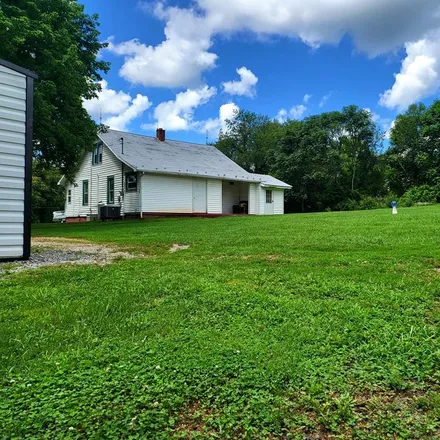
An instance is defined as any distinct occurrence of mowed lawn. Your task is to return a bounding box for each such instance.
[1,207,440,439]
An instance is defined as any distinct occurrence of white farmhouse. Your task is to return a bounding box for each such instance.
[59,128,291,222]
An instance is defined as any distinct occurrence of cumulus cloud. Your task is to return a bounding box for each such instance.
[110,0,440,89]
[142,85,217,131]
[303,94,312,103]
[196,102,240,136]
[106,5,217,88]
[83,80,152,131]
[276,104,307,123]
[222,67,258,97]
[105,95,152,131]
[379,35,440,111]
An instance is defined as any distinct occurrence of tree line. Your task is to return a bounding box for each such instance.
[215,102,440,213]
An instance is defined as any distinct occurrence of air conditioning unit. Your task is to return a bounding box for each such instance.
[100,205,121,221]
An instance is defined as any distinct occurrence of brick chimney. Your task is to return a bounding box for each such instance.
[156,128,165,142]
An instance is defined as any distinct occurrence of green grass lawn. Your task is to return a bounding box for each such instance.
[2,207,440,438]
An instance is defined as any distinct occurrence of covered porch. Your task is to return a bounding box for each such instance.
[222,181,253,214]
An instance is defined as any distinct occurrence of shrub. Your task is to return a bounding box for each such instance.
[400,185,439,207]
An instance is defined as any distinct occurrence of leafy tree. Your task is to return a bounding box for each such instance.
[386,103,427,194]
[421,100,440,184]
[32,160,65,223]
[0,0,109,178]
[216,110,285,174]
[340,105,381,192]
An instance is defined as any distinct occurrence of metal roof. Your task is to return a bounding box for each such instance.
[98,129,291,187]
[251,174,292,189]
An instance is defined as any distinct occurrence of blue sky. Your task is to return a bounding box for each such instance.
[82,0,440,144]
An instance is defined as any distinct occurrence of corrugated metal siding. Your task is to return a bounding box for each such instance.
[0,66,26,258]
[273,190,284,214]
[248,183,257,214]
[141,174,193,213]
[207,180,222,214]
[65,145,126,217]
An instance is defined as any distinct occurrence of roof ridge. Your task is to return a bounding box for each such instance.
[107,129,213,148]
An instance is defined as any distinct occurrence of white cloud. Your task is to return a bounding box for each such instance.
[196,102,240,136]
[303,94,312,103]
[275,109,288,123]
[222,67,258,97]
[319,92,333,108]
[83,80,152,131]
[290,104,307,119]
[110,1,440,90]
[198,0,440,55]
[276,104,307,122]
[106,5,217,88]
[105,95,152,131]
[379,35,440,111]
[142,85,217,131]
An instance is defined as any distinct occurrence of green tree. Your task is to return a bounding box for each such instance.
[340,106,381,192]
[386,103,427,194]
[32,160,65,223]
[0,0,109,178]
[276,109,382,212]
[421,100,440,184]
[216,110,285,174]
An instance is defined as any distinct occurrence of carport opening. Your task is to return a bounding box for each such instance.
[222,181,249,214]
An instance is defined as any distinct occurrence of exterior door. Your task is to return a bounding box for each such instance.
[192,179,207,213]
[264,189,274,215]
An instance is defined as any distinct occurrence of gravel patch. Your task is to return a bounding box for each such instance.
[0,237,145,274]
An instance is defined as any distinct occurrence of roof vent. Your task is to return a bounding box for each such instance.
[156,128,165,142]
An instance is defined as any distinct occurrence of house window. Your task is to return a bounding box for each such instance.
[266,190,273,204]
[92,143,103,165]
[107,176,115,204]
[67,189,71,204]
[82,180,89,206]
[125,172,137,192]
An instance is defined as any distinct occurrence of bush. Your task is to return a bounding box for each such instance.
[335,195,392,212]
[400,185,439,207]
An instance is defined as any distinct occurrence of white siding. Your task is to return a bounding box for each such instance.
[273,190,284,214]
[248,183,257,214]
[0,66,26,259]
[64,145,127,218]
[258,186,265,215]
[207,179,222,214]
[256,186,285,215]
[141,174,193,213]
